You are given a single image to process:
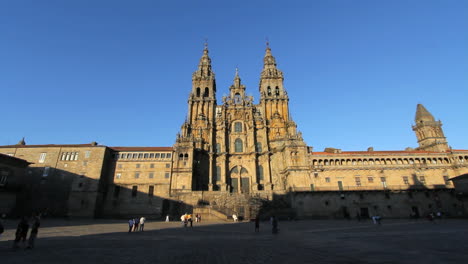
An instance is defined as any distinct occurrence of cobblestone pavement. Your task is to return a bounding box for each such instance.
[1,218,467,264]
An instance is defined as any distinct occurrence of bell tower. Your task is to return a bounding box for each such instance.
[412,104,449,152]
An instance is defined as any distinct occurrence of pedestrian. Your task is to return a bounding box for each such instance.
[188,214,193,228]
[271,215,278,234]
[165,215,170,222]
[254,216,260,232]
[139,217,146,231]
[134,217,139,231]
[0,219,4,238]
[232,214,238,222]
[13,217,29,249]
[27,215,41,249]
[128,219,134,233]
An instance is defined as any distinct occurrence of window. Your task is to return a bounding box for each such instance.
[149,153,155,158]
[114,186,120,198]
[403,176,409,185]
[167,153,171,158]
[165,163,170,168]
[132,186,138,197]
[118,164,122,169]
[258,165,264,181]
[148,186,154,197]
[132,153,138,159]
[256,142,262,152]
[184,153,189,160]
[116,173,121,179]
[61,152,79,161]
[216,143,221,153]
[43,167,50,177]
[161,153,166,159]
[136,164,140,168]
[234,122,242,132]
[135,172,140,179]
[325,177,330,183]
[39,153,47,163]
[155,153,161,158]
[368,177,374,183]
[380,177,386,183]
[355,177,361,186]
[85,151,91,158]
[216,166,221,181]
[235,138,243,152]
[149,172,154,179]
[0,170,9,186]
[419,176,426,184]
[144,153,149,158]
[150,164,154,168]
[138,153,143,159]
[165,172,170,179]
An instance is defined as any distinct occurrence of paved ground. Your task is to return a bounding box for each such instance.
[1,218,467,264]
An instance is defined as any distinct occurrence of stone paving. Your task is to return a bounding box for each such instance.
[1,218,468,264]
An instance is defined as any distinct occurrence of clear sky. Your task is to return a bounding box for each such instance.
[1,0,467,151]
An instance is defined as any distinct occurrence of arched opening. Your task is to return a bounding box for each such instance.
[275,86,280,95]
[235,138,243,152]
[267,86,271,96]
[196,87,201,97]
[204,87,209,97]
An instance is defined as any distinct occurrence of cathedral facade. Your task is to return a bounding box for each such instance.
[1,45,467,219]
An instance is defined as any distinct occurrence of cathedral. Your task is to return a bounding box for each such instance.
[1,44,467,219]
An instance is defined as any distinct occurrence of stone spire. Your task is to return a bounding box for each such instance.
[233,67,241,88]
[261,42,283,79]
[415,104,435,123]
[17,137,26,145]
[192,43,215,80]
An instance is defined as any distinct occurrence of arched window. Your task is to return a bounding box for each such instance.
[256,142,262,152]
[267,86,271,96]
[178,154,184,160]
[235,138,243,152]
[275,86,280,95]
[204,87,209,97]
[257,165,264,181]
[216,143,221,153]
[196,87,200,97]
[234,122,242,132]
[184,153,189,160]
[216,166,221,181]
[234,93,241,104]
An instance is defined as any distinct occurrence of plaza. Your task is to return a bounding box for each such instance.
[1,218,467,264]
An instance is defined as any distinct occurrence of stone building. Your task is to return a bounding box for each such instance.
[1,44,467,219]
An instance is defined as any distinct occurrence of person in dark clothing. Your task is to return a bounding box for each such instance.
[271,215,279,234]
[128,219,134,233]
[254,216,260,232]
[13,217,29,249]
[134,218,139,231]
[27,216,41,249]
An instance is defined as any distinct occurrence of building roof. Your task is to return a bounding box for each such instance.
[0,143,102,148]
[310,150,463,156]
[109,147,173,152]
[0,153,32,167]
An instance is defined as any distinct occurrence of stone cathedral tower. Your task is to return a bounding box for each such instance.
[412,104,449,152]
[171,44,312,196]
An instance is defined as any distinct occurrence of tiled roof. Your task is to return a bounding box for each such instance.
[0,143,101,148]
[110,147,173,152]
[311,150,452,155]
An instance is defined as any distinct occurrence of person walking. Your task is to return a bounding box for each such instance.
[271,215,278,234]
[165,215,170,222]
[188,214,193,228]
[139,217,146,231]
[128,219,134,233]
[254,216,260,232]
[27,215,41,249]
[133,217,139,231]
[13,217,29,249]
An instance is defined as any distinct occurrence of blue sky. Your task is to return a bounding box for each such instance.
[1,0,467,151]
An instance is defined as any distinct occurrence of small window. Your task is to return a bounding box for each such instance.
[216,143,221,153]
[116,173,121,179]
[161,153,166,159]
[216,166,221,181]
[256,142,262,152]
[165,172,170,179]
[118,164,122,169]
[235,138,243,152]
[148,186,154,197]
[144,153,149,158]
[368,177,374,183]
[257,165,264,181]
[132,153,138,159]
[325,177,330,183]
[355,177,361,186]
[234,122,242,132]
[136,164,140,168]
[419,176,426,184]
[403,176,409,185]
[39,153,47,163]
[132,186,138,197]
[149,173,154,179]
[165,163,170,168]
[43,167,50,177]
[135,172,140,179]
[155,153,161,158]
[138,153,143,159]
[444,176,450,185]
[85,151,91,158]
[380,177,386,183]
[150,164,154,168]
[167,153,172,158]
[149,153,155,158]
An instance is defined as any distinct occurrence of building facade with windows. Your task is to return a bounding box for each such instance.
[1,45,467,219]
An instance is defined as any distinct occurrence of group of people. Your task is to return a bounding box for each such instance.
[13,215,41,250]
[128,217,146,232]
[252,215,279,234]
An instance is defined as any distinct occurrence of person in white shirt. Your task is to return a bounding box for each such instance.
[139,217,146,231]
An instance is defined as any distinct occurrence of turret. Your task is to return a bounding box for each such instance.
[412,104,449,152]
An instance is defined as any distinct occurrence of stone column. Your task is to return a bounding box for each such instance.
[208,154,213,191]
